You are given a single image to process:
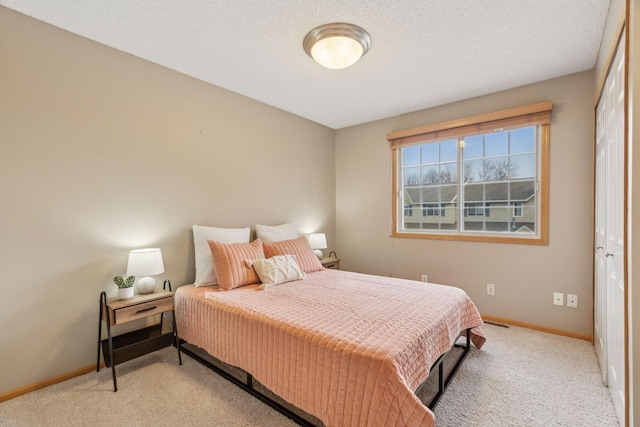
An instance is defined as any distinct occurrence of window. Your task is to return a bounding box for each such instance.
[464,203,488,217]
[513,202,523,217]
[423,203,445,217]
[388,102,551,245]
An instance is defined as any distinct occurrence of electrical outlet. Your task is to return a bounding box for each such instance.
[487,283,495,296]
[421,274,428,282]
[567,294,578,308]
[553,292,564,306]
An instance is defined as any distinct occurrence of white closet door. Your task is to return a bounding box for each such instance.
[595,33,625,426]
[606,38,625,423]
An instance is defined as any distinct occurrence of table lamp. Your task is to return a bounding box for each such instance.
[126,248,164,294]
[308,233,327,259]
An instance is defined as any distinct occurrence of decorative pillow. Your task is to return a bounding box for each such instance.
[246,255,306,290]
[255,222,298,243]
[262,236,324,273]
[193,225,251,287]
[208,239,266,290]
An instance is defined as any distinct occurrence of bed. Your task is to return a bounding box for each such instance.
[175,240,485,427]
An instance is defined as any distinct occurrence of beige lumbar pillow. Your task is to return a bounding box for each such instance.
[246,255,306,290]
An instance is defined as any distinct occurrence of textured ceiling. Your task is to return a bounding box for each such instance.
[1,1,611,129]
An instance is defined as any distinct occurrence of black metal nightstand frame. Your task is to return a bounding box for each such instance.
[96,280,182,391]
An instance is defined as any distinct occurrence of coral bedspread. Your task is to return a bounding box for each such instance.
[175,269,485,427]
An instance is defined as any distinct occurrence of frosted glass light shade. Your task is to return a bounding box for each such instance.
[126,248,164,294]
[303,23,371,70]
[311,36,364,69]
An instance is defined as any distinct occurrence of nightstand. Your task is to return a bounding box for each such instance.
[97,285,182,391]
[320,257,341,270]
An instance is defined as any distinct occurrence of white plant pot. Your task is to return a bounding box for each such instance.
[118,287,134,300]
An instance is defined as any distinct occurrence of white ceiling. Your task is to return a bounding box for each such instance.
[1,0,611,129]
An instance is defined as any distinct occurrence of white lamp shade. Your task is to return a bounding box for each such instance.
[308,233,327,250]
[126,248,165,277]
[308,233,327,259]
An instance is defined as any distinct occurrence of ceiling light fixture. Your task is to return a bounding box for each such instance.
[303,23,372,70]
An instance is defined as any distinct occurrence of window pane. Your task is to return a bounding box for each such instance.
[510,154,535,179]
[441,206,458,230]
[421,143,439,165]
[485,132,508,157]
[464,183,483,203]
[420,185,440,204]
[405,187,419,204]
[464,159,483,182]
[422,165,439,184]
[439,184,457,204]
[486,206,510,231]
[510,127,535,154]
[484,182,508,201]
[485,156,510,181]
[404,145,420,166]
[463,135,483,159]
[517,205,536,233]
[440,139,457,162]
[404,166,420,185]
[403,204,418,228]
[464,206,484,229]
[440,163,457,184]
[510,180,535,200]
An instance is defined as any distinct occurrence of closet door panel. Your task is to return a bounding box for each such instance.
[595,33,625,426]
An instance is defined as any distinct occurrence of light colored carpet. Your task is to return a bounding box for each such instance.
[431,324,620,427]
[0,324,620,427]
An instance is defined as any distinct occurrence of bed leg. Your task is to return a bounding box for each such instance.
[427,328,472,410]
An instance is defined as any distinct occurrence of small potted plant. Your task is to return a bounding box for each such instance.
[114,275,136,300]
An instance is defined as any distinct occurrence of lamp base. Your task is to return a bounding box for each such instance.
[136,277,156,294]
[313,249,323,259]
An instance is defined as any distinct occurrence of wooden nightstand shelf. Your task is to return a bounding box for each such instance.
[97,286,182,391]
[320,257,341,270]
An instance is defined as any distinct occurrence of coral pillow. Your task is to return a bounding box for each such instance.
[262,236,324,273]
[208,239,265,290]
[247,255,306,290]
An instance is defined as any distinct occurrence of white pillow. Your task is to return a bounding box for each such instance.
[255,222,298,242]
[192,225,250,286]
[246,255,306,290]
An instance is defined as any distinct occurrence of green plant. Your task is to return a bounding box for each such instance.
[113,275,135,289]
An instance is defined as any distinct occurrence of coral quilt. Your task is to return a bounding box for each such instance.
[175,268,484,427]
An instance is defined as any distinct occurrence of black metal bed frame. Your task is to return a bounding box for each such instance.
[178,327,472,426]
[179,344,317,427]
[426,328,471,410]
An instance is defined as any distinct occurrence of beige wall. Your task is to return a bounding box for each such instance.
[0,8,335,395]
[336,70,595,337]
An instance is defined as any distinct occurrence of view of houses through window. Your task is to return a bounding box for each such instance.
[400,126,538,235]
